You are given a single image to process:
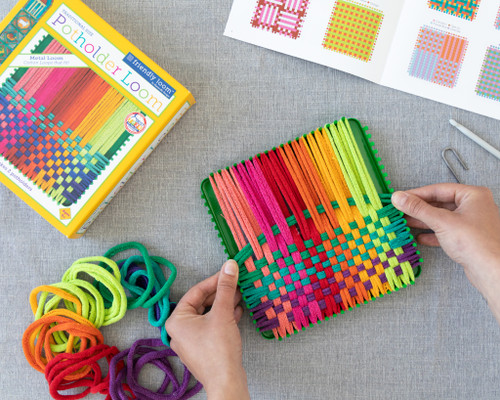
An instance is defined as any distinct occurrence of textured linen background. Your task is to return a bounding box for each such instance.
[1,1,499,399]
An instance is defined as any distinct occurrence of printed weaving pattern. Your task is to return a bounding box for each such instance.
[0,0,52,64]
[476,46,500,102]
[495,7,500,30]
[251,0,310,39]
[408,26,467,88]
[428,0,480,21]
[207,119,421,339]
[322,0,384,62]
[0,34,136,206]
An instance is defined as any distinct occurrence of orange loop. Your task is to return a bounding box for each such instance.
[22,309,102,376]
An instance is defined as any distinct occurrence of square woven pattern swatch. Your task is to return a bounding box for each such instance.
[408,26,467,88]
[495,7,500,30]
[250,0,310,39]
[476,46,500,102]
[0,34,135,206]
[428,0,480,21]
[205,119,421,340]
[322,0,384,62]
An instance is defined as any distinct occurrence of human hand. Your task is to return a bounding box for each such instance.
[165,260,250,400]
[391,184,500,323]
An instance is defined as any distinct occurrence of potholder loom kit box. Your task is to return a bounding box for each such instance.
[0,0,194,238]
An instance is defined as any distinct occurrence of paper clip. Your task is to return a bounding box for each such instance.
[441,147,468,183]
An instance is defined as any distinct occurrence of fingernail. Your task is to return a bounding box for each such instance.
[223,260,238,276]
[392,191,408,208]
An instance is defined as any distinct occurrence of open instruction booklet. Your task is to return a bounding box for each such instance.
[225,0,500,120]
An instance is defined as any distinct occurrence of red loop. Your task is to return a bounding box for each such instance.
[45,344,121,400]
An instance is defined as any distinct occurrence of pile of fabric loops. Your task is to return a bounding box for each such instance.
[22,242,202,400]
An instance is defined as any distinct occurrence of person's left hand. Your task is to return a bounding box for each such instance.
[165,260,250,400]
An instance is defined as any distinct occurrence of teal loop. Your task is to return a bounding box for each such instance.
[96,242,177,346]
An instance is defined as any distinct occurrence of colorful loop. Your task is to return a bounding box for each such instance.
[45,344,122,400]
[109,338,202,400]
[22,244,201,399]
[62,257,127,326]
[22,309,103,374]
[99,242,177,346]
[30,281,106,329]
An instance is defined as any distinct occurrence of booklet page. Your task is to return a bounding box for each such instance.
[382,0,500,120]
[224,0,405,83]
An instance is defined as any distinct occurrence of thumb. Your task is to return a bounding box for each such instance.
[392,191,450,230]
[212,260,239,316]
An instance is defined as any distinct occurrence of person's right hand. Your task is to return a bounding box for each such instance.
[165,260,249,400]
[391,184,500,323]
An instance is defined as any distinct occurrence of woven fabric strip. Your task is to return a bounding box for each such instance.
[428,0,480,21]
[322,0,384,62]
[475,46,500,102]
[250,0,310,39]
[208,119,421,339]
[408,26,468,88]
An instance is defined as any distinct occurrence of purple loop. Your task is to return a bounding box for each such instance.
[109,338,203,400]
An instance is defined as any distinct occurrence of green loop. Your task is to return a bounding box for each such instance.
[99,242,178,346]
[62,256,127,326]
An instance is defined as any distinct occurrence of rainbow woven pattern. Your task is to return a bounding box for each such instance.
[250,0,310,39]
[408,26,467,88]
[0,34,137,206]
[0,0,52,64]
[322,0,383,62]
[428,0,480,21]
[495,7,500,30]
[205,119,421,340]
[475,46,500,102]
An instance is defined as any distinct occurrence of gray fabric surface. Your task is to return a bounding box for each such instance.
[1,1,500,399]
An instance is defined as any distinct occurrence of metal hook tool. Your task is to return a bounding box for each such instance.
[441,147,469,183]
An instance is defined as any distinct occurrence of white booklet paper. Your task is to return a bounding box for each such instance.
[225,0,500,120]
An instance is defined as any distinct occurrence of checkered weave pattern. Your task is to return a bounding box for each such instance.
[495,7,500,30]
[207,119,421,339]
[251,0,310,39]
[408,26,467,88]
[322,0,384,62]
[476,46,500,102]
[0,34,135,206]
[428,0,480,21]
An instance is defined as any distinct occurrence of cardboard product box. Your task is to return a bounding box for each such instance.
[0,0,195,238]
